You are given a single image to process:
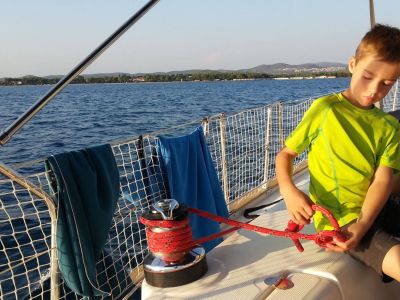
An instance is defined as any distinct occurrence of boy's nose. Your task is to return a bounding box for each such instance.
[368,82,378,95]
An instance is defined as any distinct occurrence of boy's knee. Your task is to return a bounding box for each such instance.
[382,244,400,282]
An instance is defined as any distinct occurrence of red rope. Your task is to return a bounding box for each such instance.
[140,204,346,261]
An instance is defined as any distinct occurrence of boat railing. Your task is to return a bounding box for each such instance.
[0,83,399,299]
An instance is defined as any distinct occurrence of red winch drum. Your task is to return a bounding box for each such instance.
[141,199,208,287]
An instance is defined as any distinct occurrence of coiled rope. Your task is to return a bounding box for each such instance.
[140,204,345,261]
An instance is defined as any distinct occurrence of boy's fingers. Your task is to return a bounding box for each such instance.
[334,237,357,250]
[294,212,310,225]
[289,211,297,222]
[326,246,344,252]
[299,209,312,223]
[330,237,352,251]
[303,206,314,217]
[333,237,348,247]
[325,243,346,252]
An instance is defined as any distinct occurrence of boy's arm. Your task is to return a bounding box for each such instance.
[328,165,393,252]
[276,147,314,225]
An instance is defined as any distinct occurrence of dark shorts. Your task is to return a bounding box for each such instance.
[347,196,400,282]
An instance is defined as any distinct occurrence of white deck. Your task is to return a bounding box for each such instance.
[142,171,400,299]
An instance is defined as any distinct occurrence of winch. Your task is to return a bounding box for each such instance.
[141,199,208,287]
[141,200,345,287]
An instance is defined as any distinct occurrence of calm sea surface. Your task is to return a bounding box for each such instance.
[0,78,349,165]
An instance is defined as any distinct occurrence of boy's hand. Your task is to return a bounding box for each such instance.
[326,165,392,253]
[326,221,369,252]
[282,187,314,225]
[276,146,313,225]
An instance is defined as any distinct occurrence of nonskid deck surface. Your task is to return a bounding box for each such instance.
[142,172,400,300]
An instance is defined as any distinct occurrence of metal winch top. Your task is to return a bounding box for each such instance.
[142,199,208,287]
[145,198,185,221]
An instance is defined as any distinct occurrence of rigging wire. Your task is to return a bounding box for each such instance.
[0,0,160,146]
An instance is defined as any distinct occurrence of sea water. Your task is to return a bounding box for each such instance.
[0,78,349,165]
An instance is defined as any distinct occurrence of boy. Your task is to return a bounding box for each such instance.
[276,24,400,281]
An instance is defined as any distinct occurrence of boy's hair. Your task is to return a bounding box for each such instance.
[355,24,400,63]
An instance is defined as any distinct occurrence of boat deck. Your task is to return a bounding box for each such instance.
[142,171,400,300]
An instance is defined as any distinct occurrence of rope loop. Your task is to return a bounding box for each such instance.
[285,205,345,251]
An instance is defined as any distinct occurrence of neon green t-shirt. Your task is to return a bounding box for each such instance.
[285,93,400,231]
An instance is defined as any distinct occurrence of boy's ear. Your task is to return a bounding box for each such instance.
[348,56,356,74]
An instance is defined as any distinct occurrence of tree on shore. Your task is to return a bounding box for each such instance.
[0,71,350,86]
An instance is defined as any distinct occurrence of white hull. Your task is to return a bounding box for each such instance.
[142,170,400,300]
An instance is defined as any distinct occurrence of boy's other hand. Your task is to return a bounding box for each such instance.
[282,187,314,225]
[325,221,369,252]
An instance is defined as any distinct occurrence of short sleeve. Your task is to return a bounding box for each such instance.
[285,98,325,154]
[377,125,400,171]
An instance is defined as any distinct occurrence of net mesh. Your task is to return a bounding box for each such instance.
[0,83,399,299]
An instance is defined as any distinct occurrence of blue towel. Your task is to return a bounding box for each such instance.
[157,127,229,251]
[45,144,120,298]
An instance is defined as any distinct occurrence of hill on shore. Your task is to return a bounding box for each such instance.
[46,62,347,79]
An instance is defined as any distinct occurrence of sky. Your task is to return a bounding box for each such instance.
[1,0,400,78]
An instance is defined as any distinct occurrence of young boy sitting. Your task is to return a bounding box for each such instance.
[276,24,400,282]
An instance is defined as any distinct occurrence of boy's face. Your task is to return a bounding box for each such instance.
[344,55,400,109]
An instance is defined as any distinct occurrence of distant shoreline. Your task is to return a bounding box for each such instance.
[0,71,350,87]
[0,62,350,86]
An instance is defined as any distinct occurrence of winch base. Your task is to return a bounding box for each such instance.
[143,247,208,287]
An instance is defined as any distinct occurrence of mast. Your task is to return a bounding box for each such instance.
[369,0,383,109]
[369,0,376,27]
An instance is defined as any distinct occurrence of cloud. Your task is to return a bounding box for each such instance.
[202,51,223,66]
